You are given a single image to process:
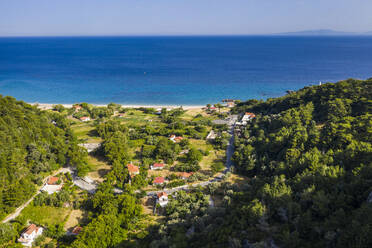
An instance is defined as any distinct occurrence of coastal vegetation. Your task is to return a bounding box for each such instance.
[0,78,371,247]
[0,96,87,220]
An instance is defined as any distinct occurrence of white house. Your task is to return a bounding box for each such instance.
[150,163,164,170]
[240,112,256,125]
[18,224,43,247]
[157,192,169,207]
[41,176,62,194]
[79,116,91,122]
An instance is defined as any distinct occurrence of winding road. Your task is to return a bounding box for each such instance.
[2,167,73,223]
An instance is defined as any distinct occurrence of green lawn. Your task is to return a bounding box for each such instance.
[71,122,102,143]
[118,110,158,126]
[18,205,71,226]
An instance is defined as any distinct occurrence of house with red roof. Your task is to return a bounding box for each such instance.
[41,176,62,194]
[156,192,169,207]
[127,164,139,176]
[170,135,183,143]
[18,224,43,247]
[73,105,82,111]
[79,116,91,122]
[47,176,59,185]
[178,172,193,180]
[151,163,165,170]
[153,177,165,185]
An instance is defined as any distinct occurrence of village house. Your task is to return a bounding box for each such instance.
[41,176,62,194]
[178,172,193,180]
[79,116,91,122]
[156,192,169,207]
[242,112,256,122]
[206,130,217,141]
[73,105,82,111]
[170,135,183,143]
[127,164,139,176]
[18,224,43,247]
[237,112,256,126]
[226,101,235,108]
[151,163,164,170]
[153,177,165,185]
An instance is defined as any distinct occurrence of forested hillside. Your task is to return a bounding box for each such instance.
[144,78,371,248]
[227,79,372,247]
[0,96,87,219]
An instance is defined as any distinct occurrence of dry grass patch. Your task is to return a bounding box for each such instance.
[64,209,84,231]
[87,155,111,182]
[227,173,250,186]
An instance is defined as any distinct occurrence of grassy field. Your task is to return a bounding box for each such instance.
[87,155,111,182]
[71,122,102,143]
[18,205,71,226]
[118,110,158,126]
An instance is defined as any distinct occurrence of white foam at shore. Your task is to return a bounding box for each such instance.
[30,103,205,110]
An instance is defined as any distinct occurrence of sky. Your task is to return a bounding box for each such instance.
[0,0,371,36]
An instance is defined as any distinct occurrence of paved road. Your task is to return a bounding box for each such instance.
[2,167,72,223]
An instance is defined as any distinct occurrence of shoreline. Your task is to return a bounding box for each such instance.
[31,103,205,110]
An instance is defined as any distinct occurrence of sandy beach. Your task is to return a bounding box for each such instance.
[31,103,205,110]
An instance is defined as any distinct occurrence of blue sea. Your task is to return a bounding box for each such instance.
[0,36,371,105]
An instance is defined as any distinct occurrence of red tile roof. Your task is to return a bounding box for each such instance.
[153,163,164,168]
[47,176,59,185]
[157,192,168,198]
[127,164,139,174]
[24,224,38,235]
[80,116,90,121]
[178,172,193,178]
[245,112,256,117]
[153,177,165,184]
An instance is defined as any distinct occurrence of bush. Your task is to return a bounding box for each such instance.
[167,180,186,188]
[211,162,225,174]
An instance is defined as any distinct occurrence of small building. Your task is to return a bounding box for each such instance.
[118,113,125,118]
[226,101,235,108]
[170,135,183,143]
[47,176,60,185]
[157,192,168,207]
[18,224,43,247]
[79,116,91,122]
[41,176,62,194]
[151,163,165,170]
[73,105,82,111]
[71,226,83,236]
[153,177,165,185]
[178,172,193,180]
[206,130,217,141]
[242,112,256,122]
[127,164,139,176]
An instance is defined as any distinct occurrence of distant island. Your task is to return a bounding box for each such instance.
[274,29,372,36]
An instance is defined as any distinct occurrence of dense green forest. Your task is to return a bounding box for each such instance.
[139,78,371,247]
[0,96,87,219]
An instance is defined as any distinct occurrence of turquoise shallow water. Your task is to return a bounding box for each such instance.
[0,36,371,105]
